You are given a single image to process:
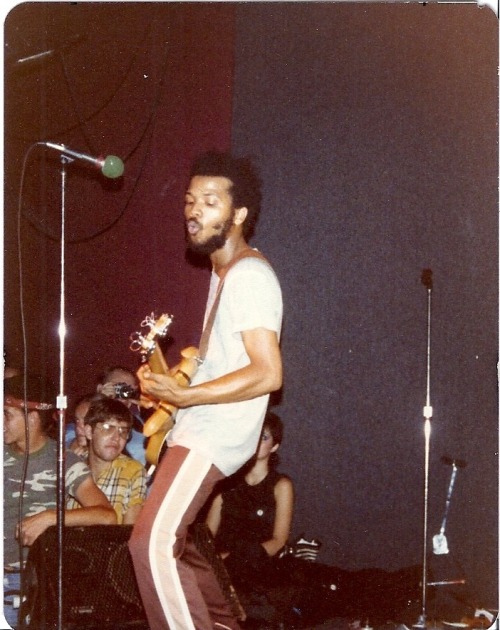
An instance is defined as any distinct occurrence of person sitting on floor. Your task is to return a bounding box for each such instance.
[206,410,295,625]
[3,374,116,628]
[67,395,147,524]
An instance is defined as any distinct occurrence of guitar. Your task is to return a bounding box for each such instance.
[130,313,199,468]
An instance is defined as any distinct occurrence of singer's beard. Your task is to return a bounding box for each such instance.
[187,214,234,256]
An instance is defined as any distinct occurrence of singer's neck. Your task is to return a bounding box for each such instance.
[211,233,250,276]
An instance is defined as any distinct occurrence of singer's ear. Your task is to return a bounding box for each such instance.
[234,206,248,226]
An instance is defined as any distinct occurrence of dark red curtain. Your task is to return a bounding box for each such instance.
[4,3,236,399]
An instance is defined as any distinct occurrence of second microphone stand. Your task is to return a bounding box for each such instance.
[415,268,434,629]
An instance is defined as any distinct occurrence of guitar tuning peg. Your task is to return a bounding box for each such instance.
[141,313,156,328]
[129,332,142,352]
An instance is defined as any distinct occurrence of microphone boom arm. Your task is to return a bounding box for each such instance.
[41,142,124,178]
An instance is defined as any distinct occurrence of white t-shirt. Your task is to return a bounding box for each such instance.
[169,255,283,476]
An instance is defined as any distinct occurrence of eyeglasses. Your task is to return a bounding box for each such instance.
[96,422,131,440]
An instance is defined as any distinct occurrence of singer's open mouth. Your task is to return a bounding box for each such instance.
[186,219,201,235]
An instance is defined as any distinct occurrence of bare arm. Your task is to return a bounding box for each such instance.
[205,493,232,559]
[206,493,223,537]
[122,503,143,525]
[261,476,294,556]
[138,327,282,408]
[17,476,117,546]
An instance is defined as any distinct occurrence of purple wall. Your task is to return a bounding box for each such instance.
[231,2,498,608]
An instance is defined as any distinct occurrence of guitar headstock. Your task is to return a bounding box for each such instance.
[130,312,173,361]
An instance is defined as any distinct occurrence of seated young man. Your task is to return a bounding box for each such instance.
[3,374,116,628]
[67,395,147,525]
[95,365,147,466]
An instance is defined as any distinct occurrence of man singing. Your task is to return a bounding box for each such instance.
[128,151,283,630]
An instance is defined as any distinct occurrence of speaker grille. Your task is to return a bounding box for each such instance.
[20,525,148,629]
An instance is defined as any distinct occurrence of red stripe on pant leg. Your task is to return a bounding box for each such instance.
[129,446,226,629]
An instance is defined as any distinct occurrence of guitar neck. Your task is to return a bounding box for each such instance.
[148,346,169,375]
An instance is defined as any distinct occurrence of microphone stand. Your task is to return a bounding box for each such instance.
[55,155,71,630]
[415,269,434,629]
[29,141,122,628]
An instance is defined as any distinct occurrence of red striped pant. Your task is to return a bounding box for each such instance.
[128,445,241,630]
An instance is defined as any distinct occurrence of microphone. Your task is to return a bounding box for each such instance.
[43,142,124,179]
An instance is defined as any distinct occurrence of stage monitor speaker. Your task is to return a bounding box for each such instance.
[19,524,148,630]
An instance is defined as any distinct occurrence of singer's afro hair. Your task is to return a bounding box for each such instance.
[190,151,262,240]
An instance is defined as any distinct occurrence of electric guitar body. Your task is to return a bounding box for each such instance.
[130,313,199,468]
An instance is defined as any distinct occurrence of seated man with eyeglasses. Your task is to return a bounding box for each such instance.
[67,395,148,525]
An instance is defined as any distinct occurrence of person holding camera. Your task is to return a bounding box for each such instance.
[96,365,147,466]
[66,395,148,525]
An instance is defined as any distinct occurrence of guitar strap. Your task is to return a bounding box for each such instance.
[197,248,268,362]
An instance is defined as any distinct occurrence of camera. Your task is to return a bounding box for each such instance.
[114,382,139,400]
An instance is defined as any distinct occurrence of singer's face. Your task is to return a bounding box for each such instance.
[184,176,236,255]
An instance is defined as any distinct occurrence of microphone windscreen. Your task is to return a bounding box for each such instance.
[102,155,124,178]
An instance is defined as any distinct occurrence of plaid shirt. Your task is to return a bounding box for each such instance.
[67,454,147,523]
